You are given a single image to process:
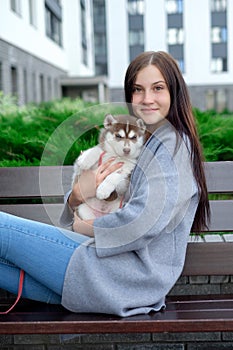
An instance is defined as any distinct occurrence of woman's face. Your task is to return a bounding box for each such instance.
[131,64,171,127]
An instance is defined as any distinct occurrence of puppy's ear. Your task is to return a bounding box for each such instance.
[136,118,146,133]
[104,114,117,129]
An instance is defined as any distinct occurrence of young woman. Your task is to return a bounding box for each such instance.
[0,51,209,316]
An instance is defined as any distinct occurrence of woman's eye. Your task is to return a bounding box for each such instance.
[133,86,142,93]
[154,86,163,91]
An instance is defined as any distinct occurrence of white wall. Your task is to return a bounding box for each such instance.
[0,0,68,70]
[106,0,129,88]
[63,0,95,76]
[144,0,167,52]
[183,0,210,84]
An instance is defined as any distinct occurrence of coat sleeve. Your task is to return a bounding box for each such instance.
[59,190,74,228]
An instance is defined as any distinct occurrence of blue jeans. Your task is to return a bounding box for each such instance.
[0,211,88,304]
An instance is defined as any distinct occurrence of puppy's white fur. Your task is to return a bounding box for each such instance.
[72,114,146,220]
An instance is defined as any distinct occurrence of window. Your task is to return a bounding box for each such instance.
[166,0,183,14]
[23,69,28,104]
[32,72,36,101]
[93,0,108,75]
[128,0,145,61]
[80,0,87,65]
[210,1,227,72]
[95,34,107,56]
[211,27,227,43]
[45,1,62,46]
[29,0,37,27]
[216,89,227,111]
[177,59,184,73]
[47,77,52,100]
[128,0,144,15]
[205,90,215,110]
[211,0,227,12]
[40,74,44,102]
[54,78,58,97]
[167,28,184,44]
[11,66,18,97]
[95,64,107,75]
[129,30,144,46]
[205,89,227,112]
[10,0,21,15]
[93,3,105,26]
[211,57,227,72]
[166,0,184,72]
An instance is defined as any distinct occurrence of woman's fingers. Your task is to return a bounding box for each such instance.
[96,158,124,186]
[98,157,116,173]
[70,158,124,207]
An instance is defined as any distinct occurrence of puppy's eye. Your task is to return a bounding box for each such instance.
[129,135,137,140]
[115,134,122,139]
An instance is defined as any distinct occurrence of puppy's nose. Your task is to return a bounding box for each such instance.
[123,147,130,154]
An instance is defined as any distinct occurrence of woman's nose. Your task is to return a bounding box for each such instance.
[142,89,154,104]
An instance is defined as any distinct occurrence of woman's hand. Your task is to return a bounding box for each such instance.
[72,212,94,237]
[68,158,124,210]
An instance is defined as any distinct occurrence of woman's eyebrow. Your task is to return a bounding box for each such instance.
[134,80,166,86]
[152,80,166,85]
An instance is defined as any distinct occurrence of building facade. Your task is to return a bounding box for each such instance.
[0,0,68,104]
[0,0,108,105]
[1,0,233,111]
[106,0,233,111]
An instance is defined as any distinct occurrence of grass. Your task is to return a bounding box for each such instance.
[194,108,233,161]
[0,94,127,166]
[0,92,233,167]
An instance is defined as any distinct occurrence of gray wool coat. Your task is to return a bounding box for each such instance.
[60,121,199,317]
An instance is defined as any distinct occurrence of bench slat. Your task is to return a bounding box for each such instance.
[0,162,233,199]
[0,166,73,198]
[182,242,233,276]
[208,200,233,231]
[204,161,233,193]
[0,295,232,334]
[0,204,64,227]
[1,200,233,231]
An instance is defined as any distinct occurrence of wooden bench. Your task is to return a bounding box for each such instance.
[0,161,233,335]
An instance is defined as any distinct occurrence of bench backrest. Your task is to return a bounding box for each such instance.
[0,161,233,276]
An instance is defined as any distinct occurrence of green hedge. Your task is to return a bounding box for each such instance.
[0,93,233,167]
[194,108,233,161]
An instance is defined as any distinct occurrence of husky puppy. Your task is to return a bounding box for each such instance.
[72,114,146,220]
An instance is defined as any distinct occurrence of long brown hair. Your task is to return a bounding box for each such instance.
[124,51,210,232]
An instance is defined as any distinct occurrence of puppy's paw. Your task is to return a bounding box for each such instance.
[96,182,115,200]
[76,155,93,170]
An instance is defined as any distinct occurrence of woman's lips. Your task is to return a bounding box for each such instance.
[140,108,159,113]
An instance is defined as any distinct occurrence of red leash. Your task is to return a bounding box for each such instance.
[0,269,25,314]
[98,151,106,166]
